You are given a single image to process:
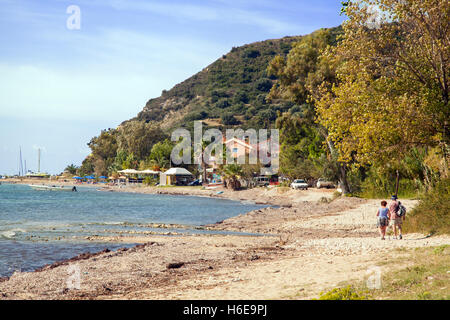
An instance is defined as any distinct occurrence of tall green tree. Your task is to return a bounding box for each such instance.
[268,27,352,192]
[87,129,118,176]
[116,121,167,161]
[148,139,174,170]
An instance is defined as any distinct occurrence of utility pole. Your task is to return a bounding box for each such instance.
[19,146,23,176]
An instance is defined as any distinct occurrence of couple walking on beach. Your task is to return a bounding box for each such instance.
[376,195,406,240]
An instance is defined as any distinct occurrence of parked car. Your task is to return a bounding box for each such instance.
[291,179,308,190]
[316,178,335,189]
[253,176,270,187]
[188,179,201,186]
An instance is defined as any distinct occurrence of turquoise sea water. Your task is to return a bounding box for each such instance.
[0,183,266,277]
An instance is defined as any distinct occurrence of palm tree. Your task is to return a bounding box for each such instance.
[222,164,243,190]
[65,164,78,175]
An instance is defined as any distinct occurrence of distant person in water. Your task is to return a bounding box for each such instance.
[72,186,77,192]
[389,195,405,239]
[376,200,389,240]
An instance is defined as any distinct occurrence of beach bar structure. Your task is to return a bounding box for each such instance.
[117,169,160,184]
[159,168,194,186]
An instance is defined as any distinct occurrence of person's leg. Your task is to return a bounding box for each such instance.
[397,221,403,239]
[393,223,398,238]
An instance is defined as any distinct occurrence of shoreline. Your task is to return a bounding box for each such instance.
[0,182,448,299]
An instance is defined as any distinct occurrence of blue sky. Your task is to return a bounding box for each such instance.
[0,0,346,175]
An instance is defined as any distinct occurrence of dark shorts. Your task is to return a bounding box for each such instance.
[377,217,389,227]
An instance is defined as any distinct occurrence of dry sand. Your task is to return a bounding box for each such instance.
[0,184,448,300]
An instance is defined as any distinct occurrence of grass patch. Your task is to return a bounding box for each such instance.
[324,246,450,300]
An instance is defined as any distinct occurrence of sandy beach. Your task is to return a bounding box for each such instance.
[0,183,448,300]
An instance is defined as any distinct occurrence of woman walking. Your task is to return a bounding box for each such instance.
[376,200,389,240]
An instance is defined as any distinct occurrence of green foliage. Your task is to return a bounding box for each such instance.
[148,139,174,170]
[64,164,79,175]
[134,35,305,129]
[222,164,244,190]
[243,49,261,59]
[221,113,239,126]
[215,98,230,109]
[316,286,369,300]
[276,113,324,180]
[116,121,167,160]
[77,156,95,177]
[433,245,449,256]
[255,78,273,92]
[143,176,159,186]
[404,178,450,234]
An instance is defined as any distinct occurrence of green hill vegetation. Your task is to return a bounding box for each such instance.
[132,34,307,130]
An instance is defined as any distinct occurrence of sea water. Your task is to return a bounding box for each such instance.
[0,183,267,277]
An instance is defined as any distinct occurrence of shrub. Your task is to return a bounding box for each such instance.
[403,178,450,235]
[215,98,230,109]
[243,49,261,58]
[316,286,369,300]
[143,176,158,186]
[221,113,239,125]
[233,91,249,104]
[255,78,273,92]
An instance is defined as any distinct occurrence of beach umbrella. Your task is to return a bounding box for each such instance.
[72,176,82,179]
[99,176,107,179]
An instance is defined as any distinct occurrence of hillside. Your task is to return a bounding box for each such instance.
[77,26,343,177]
[130,29,339,131]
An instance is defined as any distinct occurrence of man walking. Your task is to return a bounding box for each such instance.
[389,195,405,239]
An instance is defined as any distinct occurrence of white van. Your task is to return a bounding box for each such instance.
[254,176,270,187]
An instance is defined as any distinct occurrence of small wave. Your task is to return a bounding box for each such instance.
[84,221,137,226]
[1,229,27,239]
[1,231,16,239]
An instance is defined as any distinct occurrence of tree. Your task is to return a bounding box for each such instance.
[222,164,243,190]
[116,121,167,161]
[267,27,352,192]
[87,129,118,176]
[276,113,323,180]
[221,113,239,125]
[315,0,449,178]
[148,139,174,170]
[64,164,78,175]
[77,156,95,177]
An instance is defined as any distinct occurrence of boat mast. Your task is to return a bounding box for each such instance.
[38,148,40,173]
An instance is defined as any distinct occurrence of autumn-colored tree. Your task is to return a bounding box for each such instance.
[315,0,449,179]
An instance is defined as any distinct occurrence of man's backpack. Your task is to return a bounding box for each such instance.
[396,202,406,217]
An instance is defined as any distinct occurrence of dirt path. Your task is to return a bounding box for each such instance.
[0,187,448,300]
